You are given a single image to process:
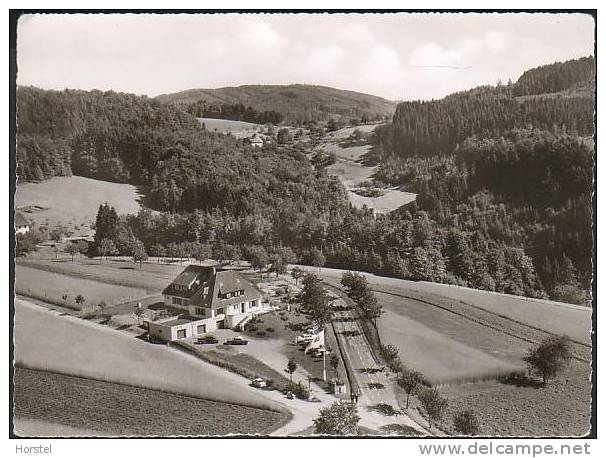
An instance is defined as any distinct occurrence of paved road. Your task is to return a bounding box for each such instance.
[329,289,428,434]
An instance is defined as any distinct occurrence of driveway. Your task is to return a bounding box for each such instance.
[329,289,430,434]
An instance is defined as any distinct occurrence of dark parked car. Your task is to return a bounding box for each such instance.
[225,336,249,345]
[197,335,219,344]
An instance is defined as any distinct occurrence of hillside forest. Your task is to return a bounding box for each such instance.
[15,57,595,304]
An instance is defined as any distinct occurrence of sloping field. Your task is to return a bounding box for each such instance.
[378,293,529,364]
[378,305,523,384]
[197,117,261,138]
[18,259,183,294]
[310,267,590,346]
[438,362,591,437]
[14,298,283,412]
[14,367,288,437]
[323,142,416,214]
[15,265,147,309]
[412,282,591,344]
[15,176,142,235]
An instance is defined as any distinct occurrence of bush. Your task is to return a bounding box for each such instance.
[265,379,275,390]
[286,381,310,400]
[280,316,289,321]
[453,409,480,436]
[256,331,267,337]
[266,327,275,333]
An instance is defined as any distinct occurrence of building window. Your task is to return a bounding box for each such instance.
[241,302,246,313]
[177,329,186,339]
[195,307,205,316]
[197,324,206,334]
[251,300,258,307]
[216,308,224,316]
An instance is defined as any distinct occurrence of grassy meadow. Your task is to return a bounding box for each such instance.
[378,304,523,384]
[323,127,417,214]
[411,282,591,345]
[15,265,147,309]
[18,258,185,294]
[15,176,142,236]
[14,367,289,437]
[433,361,592,437]
[14,298,284,412]
[197,117,261,138]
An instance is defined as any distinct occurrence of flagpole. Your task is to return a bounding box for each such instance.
[322,326,327,382]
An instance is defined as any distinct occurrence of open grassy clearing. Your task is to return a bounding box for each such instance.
[374,287,591,362]
[15,298,283,411]
[17,258,184,294]
[315,269,591,355]
[15,265,147,309]
[197,117,261,138]
[434,362,592,437]
[324,147,416,213]
[14,367,289,437]
[411,282,591,344]
[378,306,522,384]
[15,176,142,235]
[378,293,531,365]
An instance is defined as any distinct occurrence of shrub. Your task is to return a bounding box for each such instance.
[266,327,275,333]
[265,379,275,390]
[314,401,360,435]
[374,403,400,416]
[280,316,289,321]
[256,331,267,337]
[453,409,480,436]
[286,381,310,400]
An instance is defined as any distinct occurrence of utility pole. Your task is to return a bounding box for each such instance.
[323,348,327,382]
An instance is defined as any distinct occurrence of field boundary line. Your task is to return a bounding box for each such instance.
[373,288,591,363]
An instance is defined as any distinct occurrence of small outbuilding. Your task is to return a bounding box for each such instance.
[15,212,30,235]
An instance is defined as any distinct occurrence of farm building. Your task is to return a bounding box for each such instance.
[245,134,264,148]
[15,212,30,234]
[149,266,264,341]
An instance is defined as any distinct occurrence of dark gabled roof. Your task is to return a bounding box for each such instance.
[162,265,214,297]
[163,265,263,308]
[200,270,263,309]
[172,265,212,286]
[15,212,29,227]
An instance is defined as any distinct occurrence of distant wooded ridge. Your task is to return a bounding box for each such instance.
[155,84,397,125]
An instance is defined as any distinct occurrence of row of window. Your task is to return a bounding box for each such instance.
[171,296,187,306]
[219,289,245,299]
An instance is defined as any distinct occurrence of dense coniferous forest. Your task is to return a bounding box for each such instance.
[16,57,595,304]
[370,57,594,303]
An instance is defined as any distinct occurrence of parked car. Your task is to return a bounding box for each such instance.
[310,347,330,358]
[296,333,315,344]
[252,377,267,388]
[225,336,249,345]
[197,335,218,344]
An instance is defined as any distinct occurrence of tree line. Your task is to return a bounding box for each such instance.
[185,100,283,125]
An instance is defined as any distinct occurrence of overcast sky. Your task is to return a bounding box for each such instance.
[16,13,594,101]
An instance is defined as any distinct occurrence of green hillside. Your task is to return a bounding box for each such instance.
[155,84,397,124]
[369,56,594,304]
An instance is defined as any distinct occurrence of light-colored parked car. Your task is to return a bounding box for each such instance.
[252,377,267,388]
